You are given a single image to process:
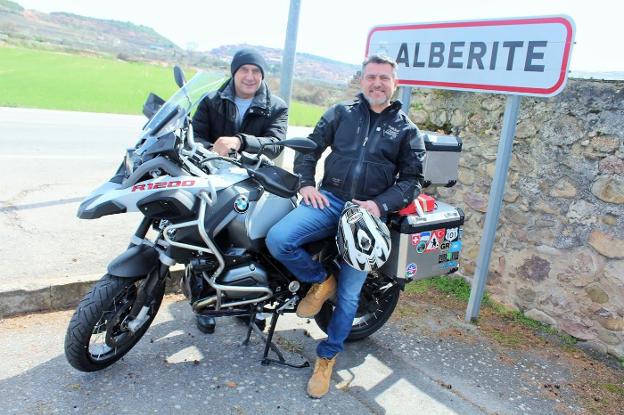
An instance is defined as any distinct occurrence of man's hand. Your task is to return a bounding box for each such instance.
[353,199,381,217]
[299,186,330,209]
[213,136,242,156]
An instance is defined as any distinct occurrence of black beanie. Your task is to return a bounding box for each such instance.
[230,48,267,79]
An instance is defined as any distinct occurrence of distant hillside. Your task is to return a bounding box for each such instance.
[0,0,358,86]
[209,44,358,85]
[0,0,182,61]
[570,71,624,81]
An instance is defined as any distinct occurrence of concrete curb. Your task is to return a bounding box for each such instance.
[0,268,183,318]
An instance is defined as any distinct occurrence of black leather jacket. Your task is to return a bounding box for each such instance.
[294,94,426,215]
[191,79,288,159]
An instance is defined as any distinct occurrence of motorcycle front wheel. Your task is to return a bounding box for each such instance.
[64,274,165,372]
[314,273,401,342]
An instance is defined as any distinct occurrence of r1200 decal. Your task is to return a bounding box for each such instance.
[131,180,195,192]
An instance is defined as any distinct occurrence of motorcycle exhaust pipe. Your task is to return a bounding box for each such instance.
[192,294,219,312]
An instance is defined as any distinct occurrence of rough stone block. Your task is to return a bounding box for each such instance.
[585,283,609,304]
[525,308,557,326]
[588,230,624,259]
[591,176,624,204]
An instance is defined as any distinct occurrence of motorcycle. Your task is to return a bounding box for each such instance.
[64,67,403,372]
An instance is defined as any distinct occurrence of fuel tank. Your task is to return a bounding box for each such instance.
[226,191,295,251]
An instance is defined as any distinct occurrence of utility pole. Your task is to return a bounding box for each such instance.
[279,0,301,106]
[276,0,301,169]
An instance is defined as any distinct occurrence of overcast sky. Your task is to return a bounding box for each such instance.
[16,0,622,72]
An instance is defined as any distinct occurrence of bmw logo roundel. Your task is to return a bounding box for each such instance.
[234,195,249,213]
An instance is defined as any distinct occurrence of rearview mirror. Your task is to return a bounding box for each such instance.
[173,65,186,88]
[142,93,165,119]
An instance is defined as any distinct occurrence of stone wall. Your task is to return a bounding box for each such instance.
[408,79,624,357]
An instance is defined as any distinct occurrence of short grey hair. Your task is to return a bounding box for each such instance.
[362,54,398,78]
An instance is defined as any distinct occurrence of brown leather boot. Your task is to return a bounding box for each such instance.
[307,356,337,398]
[296,275,336,318]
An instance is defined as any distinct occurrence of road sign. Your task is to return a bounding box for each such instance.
[366,16,575,97]
[365,15,576,322]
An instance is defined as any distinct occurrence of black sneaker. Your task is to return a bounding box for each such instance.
[196,314,216,334]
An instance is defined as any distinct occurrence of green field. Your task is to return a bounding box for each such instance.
[0,46,324,126]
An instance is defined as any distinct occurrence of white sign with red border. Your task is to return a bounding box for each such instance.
[366,16,575,97]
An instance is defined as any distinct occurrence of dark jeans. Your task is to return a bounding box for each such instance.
[266,190,368,358]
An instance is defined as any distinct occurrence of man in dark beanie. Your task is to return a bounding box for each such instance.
[192,47,287,160]
[230,48,267,79]
[191,48,288,333]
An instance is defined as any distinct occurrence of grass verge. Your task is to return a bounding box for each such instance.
[0,45,324,126]
[402,276,624,415]
[404,275,577,344]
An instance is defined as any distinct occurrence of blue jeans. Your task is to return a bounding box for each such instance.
[266,190,368,358]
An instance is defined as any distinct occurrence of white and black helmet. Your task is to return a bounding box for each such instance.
[336,202,392,272]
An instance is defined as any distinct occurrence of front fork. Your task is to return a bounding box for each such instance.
[126,263,169,333]
[127,217,170,333]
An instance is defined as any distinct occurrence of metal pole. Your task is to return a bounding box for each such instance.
[465,94,522,322]
[279,0,301,106]
[400,86,412,110]
[275,0,301,169]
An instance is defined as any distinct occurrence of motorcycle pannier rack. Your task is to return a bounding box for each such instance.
[380,201,464,282]
[422,132,462,188]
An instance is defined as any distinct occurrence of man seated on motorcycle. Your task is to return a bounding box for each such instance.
[266,55,426,398]
[192,48,288,333]
[192,48,287,158]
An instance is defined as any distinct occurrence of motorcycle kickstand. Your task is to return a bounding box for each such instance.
[259,312,309,369]
[242,311,261,346]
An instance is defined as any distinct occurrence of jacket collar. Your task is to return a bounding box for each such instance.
[219,79,270,113]
[356,92,402,113]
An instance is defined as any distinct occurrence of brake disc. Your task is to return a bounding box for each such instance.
[105,300,133,348]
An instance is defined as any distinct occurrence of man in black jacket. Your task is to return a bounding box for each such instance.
[192,48,287,159]
[192,48,287,333]
[267,55,426,398]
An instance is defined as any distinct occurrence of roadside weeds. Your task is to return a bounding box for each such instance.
[399,276,624,415]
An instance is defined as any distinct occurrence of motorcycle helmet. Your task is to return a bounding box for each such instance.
[336,201,391,272]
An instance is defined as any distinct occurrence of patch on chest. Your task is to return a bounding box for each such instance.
[383,125,401,140]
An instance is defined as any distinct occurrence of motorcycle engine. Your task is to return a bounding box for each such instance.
[216,262,269,300]
[182,260,269,303]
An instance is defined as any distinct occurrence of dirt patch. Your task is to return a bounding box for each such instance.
[400,288,624,415]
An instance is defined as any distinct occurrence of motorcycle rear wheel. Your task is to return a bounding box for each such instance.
[314,274,401,342]
[64,274,164,372]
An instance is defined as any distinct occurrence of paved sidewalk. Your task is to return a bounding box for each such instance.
[0,295,486,415]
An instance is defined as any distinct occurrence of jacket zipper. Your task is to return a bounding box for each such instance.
[348,110,382,200]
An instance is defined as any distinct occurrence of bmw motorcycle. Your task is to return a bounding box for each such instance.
[64,67,403,372]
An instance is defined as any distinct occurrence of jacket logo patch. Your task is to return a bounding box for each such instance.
[383,125,400,140]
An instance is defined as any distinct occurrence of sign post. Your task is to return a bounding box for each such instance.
[465,94,521,320]
[366,16,575,321]
[400,86,413,109]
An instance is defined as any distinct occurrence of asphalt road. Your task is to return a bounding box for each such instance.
[1,291,584,415]
[0,107,312,286]
[0,295,485,415]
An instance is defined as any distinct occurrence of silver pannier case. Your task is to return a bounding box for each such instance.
[381,201,465,281]
[379,130,464,282]
[422,133,462,188]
